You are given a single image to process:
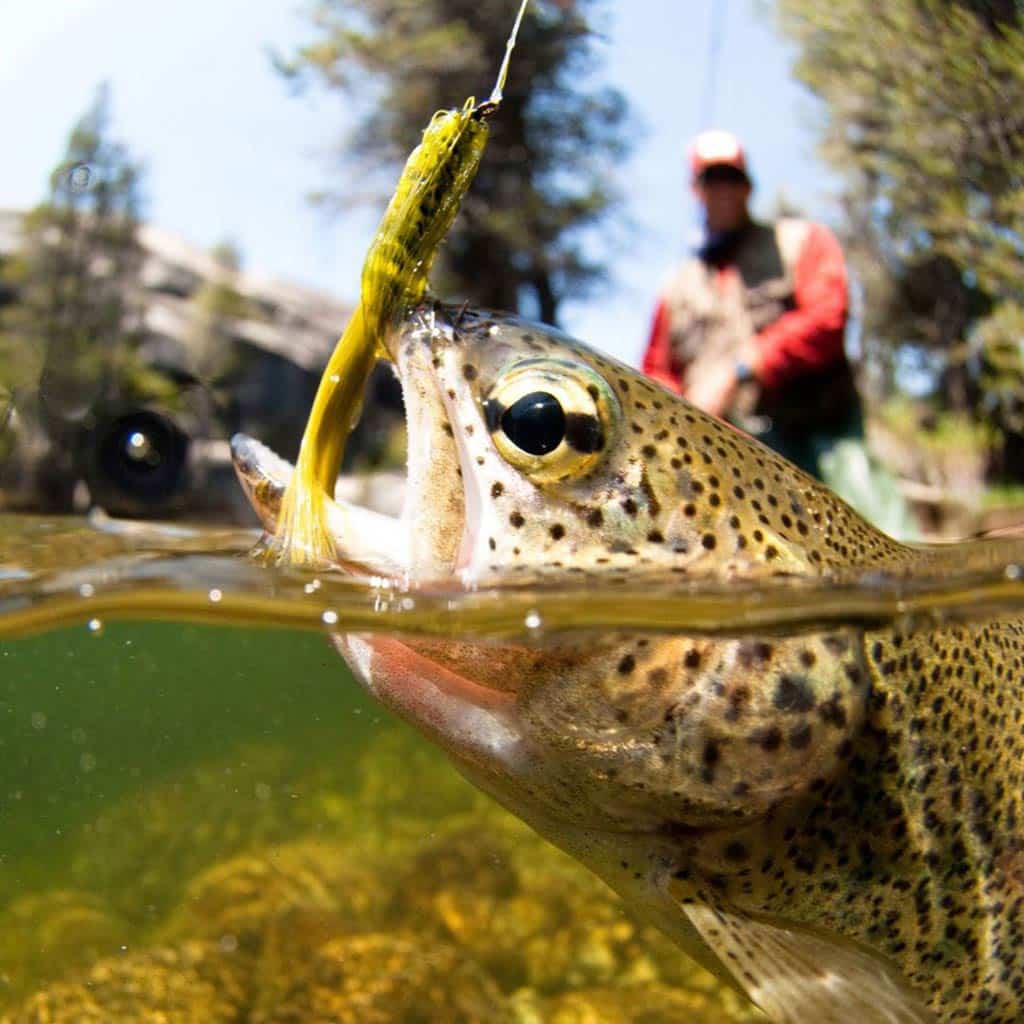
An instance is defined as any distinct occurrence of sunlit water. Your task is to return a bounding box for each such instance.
[3,512,1024,1022]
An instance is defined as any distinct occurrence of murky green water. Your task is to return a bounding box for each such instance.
[0,514,769,1023]
[4,513,1024,1022]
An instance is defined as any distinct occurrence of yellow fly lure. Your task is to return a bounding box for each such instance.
[271,0,531,566]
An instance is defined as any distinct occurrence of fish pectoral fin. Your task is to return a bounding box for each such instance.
[678,899,935,1024]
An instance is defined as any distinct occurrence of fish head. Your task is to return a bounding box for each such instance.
[232,301,891,835]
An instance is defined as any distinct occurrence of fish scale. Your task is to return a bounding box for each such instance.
[234,301,1024,1023]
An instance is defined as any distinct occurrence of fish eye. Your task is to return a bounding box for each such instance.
[484,360,619,483]
[500,392,565,455]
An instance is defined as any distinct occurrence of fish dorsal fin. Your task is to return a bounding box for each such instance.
[679,899,935,1024]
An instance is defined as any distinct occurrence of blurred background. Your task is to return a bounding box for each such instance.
[1,0,1022,537]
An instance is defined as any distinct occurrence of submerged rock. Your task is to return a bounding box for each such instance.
[250,932,509,1024]
[163,839,381,947]
[509,983,763,1023]
[0,941,251,1024]
[0,890,127,1004]
[2,726,758,1021]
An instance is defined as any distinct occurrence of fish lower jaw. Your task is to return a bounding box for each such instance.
[230,433,412,580]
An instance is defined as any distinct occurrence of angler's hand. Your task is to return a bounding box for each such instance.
[685,362,738,419]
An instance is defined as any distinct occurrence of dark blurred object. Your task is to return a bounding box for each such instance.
[969,301,1024,480]
[89,408,193,512]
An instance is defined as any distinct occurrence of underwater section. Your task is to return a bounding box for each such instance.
[0,615,760,1022]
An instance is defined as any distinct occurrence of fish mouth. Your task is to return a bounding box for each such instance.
[230,303,469,585]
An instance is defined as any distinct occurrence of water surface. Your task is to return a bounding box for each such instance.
[0,515,768,1022]
[3,513,1024,1022]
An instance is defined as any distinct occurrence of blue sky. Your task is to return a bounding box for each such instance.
[1,0,839,365]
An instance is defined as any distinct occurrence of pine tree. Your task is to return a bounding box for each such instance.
[776,0,1024,420]
[0,84,156,506]
[277,0,629,324]
[1,84,151,422]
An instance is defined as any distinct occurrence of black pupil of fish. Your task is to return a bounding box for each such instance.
[501,392,566,455]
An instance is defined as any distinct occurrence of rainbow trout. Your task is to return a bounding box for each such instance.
[232,303,1024,1023]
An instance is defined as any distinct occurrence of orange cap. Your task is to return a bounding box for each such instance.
[689,129,748,181]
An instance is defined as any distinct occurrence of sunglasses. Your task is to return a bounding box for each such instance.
[696,165,750,187]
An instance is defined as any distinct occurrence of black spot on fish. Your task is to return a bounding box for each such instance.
[818,696,847,729]
[738,641,774,667]
[565,412,603,453]
[774,675,816,714]
[789,723,813,750]
[648,667,668,686]
[749,726,783,752]
[639,470,661,516]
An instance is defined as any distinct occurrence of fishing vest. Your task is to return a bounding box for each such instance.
[661,218,858,435]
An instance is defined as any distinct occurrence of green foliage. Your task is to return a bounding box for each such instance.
[776,0,1024,413]
[276,0,629,324]
[980,481,1024,510]
[972,300,1024,435]
[878,396,999,455]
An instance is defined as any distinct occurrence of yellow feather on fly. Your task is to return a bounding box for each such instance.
[271,0,531,566]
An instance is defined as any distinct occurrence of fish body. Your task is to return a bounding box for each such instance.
[233,303,1024,1023]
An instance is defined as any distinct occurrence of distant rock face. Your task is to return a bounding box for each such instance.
[0,209,353,374]
[134,221,352,374]
[0,210,405,521]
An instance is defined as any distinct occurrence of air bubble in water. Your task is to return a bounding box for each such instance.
[322,609,339,626]
[208,588,223,603]
[87,618,103,635]
[1006,564,1022,581]
[524,610,542,630]
[68,163,91,191]
[78,583,95,598]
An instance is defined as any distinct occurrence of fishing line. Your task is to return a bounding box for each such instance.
[697,0,728,130]
[491,0,531,105]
